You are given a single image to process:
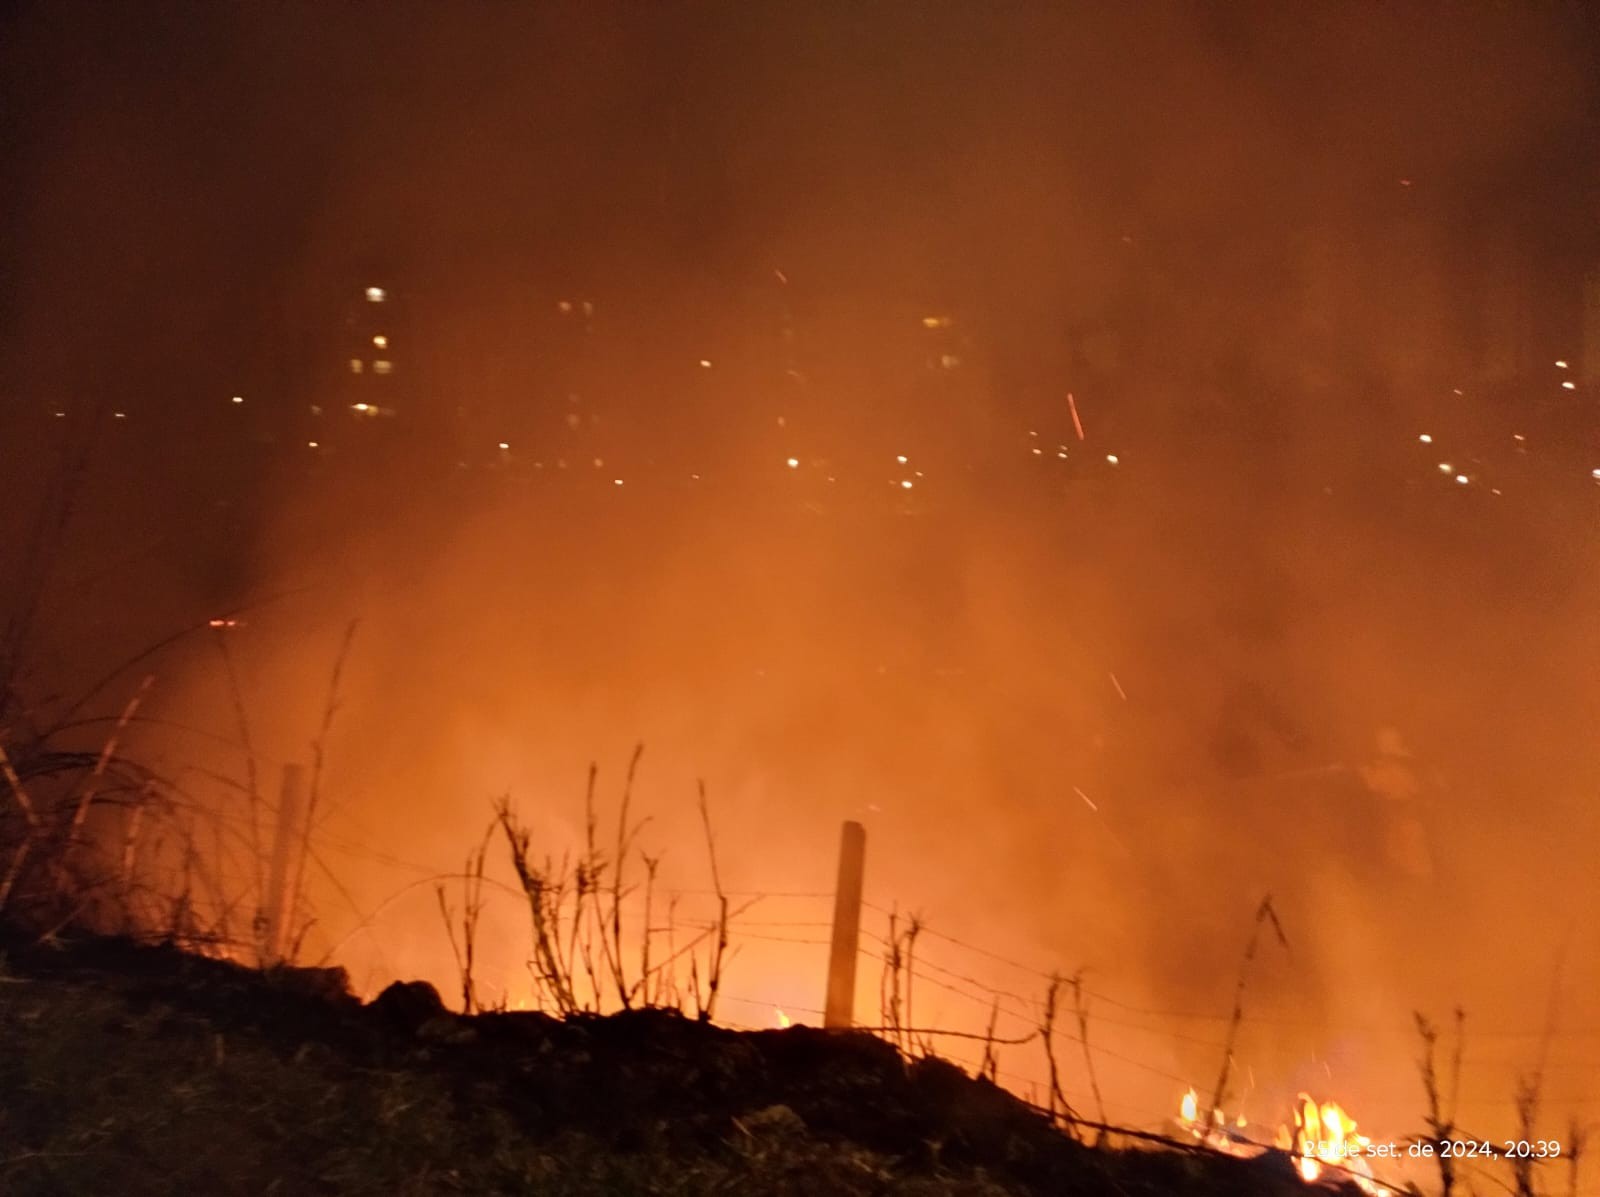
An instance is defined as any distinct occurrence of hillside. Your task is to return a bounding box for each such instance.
[0,930,1363,1196]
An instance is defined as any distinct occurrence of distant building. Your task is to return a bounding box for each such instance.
[338,282,406,418]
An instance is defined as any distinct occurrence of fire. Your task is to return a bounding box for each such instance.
[1177,1089,1381,1194]
[1284,1093,1379,1193]
[774,1008,791,1029]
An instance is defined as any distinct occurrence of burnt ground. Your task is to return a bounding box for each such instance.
[0,931,1361,1196]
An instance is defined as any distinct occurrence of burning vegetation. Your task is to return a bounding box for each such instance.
[5,1,1600,1193]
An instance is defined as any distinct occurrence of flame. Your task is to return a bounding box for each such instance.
[1180,1088,1198,1125]
[774,1008,792,1029]
[1285,1093,1378,1192]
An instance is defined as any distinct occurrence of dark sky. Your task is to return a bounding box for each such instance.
[4,0,1598,406]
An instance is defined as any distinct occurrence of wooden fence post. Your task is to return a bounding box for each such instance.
[261,763,306,967]
[824,820,867,1028]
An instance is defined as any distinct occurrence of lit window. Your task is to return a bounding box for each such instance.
[366,286,386,303]
[373,334,388,349]
[373,360,393,375]
[349,359,363,374]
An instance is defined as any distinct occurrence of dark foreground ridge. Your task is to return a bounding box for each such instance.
[0,932,1357,1195]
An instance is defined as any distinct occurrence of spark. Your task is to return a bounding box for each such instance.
[231,395,244,404]
[1562,380,1576,390]
[1455,474,1469,485]
[786,457,799,468]
[365,286,386,302]
[1556,359,1569,369]
[1067,391,1085,441]
[896,454,908,464]
[498,442,509,450]
[1438,462,1452,473]
[1074,786,1099,812]
[1031,447,1043,456]
[1105,453,1119,465]
[113,411,126,419]
[352,403,373,413]
[307,440,319,448]
[901,480,913,489]
[1418,433,1432,443]
[372,334,388,348]
[698,359,712,368]
[1109,672,1127,701]
[1591,469,1600,480]
[613,478,624,486]
[773,268,788,285]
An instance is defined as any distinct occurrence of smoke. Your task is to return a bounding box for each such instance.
[5,0,1599,1145]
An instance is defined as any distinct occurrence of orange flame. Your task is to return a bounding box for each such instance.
[1283,1093,1379,1193]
